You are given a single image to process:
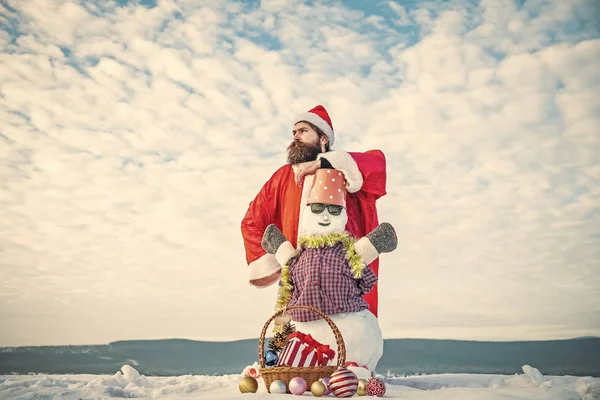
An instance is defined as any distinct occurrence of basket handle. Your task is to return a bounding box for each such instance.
[259,305,346,368]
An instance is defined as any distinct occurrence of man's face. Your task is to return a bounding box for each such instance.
[287,122,322,165]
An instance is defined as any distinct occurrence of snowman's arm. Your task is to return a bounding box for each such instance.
[356,262,378,295]
[262,224,297,266]
[353,222,398,265]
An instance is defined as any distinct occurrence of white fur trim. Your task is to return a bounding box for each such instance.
[275,241,296,266]
[354,237,380,265]
[248,253,281,288]
[296,172,314,243]
[317,151,363,193]
[294,111,335,147]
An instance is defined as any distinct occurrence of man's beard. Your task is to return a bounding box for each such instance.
[287,140,321,165]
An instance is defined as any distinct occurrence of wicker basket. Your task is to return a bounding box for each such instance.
[259,305,345,393]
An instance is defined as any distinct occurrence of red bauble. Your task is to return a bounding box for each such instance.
[366,377,386,397]
[329,368,358,398]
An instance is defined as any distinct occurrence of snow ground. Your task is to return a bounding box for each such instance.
[1,364,599,399]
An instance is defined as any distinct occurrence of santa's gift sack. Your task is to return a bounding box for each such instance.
[277,331,335,367]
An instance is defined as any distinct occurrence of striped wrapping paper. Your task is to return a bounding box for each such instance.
[277,331,335,367]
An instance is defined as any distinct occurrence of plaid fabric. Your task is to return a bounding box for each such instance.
[287,242,378,322]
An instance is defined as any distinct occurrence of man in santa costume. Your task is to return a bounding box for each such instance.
[240,104,387,317]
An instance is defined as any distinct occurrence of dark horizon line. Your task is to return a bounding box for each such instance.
[2,336,598,349]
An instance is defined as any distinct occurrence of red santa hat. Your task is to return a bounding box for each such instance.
[293,105,335,147]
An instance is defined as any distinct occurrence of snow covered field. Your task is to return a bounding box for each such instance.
[1,364,599,399]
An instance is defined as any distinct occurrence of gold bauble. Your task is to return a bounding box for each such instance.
[357,379,369,396]
[310,380,326,397]
[239,376,258,393]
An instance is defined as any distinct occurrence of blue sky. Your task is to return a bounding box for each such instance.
[0,0,599,346]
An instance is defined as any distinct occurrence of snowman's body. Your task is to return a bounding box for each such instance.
[293,309,383,375]
[265,168,395,376]
[283,195,384,375]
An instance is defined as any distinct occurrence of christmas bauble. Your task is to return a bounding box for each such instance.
[357,379,369,396]
[269,380,287,394]
[310,380,326,397]
[366,378,386,397]
[238,376,258,393]
[289,377,307,395]
[319,377,332,395]
[329,368,358,398]
[264,350,279,366]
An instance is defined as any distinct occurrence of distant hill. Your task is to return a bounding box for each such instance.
[1,337,598,377]
[377,338,600,376]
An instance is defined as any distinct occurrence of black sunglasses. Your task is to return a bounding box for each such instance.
[310,203,343,216]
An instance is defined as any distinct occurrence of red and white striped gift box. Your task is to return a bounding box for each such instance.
[277,331,335,367]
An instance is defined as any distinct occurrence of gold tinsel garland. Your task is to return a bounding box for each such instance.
[274,232,367,314]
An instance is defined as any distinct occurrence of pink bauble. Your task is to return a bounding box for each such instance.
[289,377,307,395]
[366,378,386,397]
[329,368,358,398]
[320,377,332,395]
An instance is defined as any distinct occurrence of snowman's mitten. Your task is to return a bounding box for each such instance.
[262,224,286,254]
[262,224,296,266]
[354,223,398,265]
[367,222,398,253]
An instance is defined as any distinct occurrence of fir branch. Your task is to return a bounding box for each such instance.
[267,322,296,353]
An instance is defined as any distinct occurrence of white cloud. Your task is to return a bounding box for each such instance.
[388,2,413,26]
[0,0,599,346]
[497,52,556,92]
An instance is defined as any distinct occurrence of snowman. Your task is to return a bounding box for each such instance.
[261,168,397,379]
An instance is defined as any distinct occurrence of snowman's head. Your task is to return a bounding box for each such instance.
[300,168,349,236]
[300,202,348,236]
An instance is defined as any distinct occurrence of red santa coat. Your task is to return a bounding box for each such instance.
[241,150,387,316]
